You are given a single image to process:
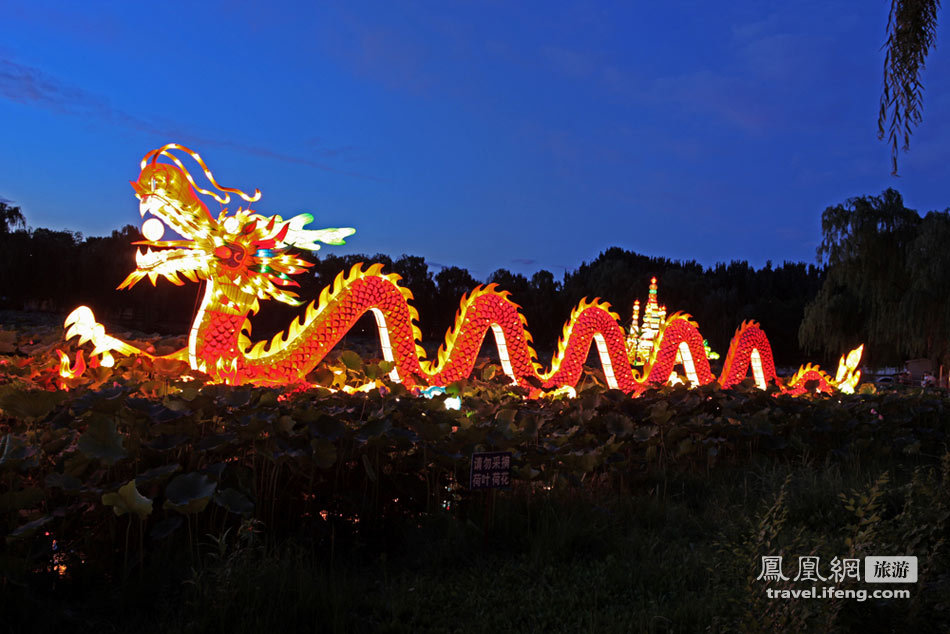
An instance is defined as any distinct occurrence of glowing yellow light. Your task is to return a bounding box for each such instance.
[833,344,864,394]
[675,341,699,386]
[627,277,667,365]
[547,385,577,398]
[341,382,378,394]
[592,333,619,389]
[57,349,85,379]
[369,307,401,382]
[64,306,144,362]
[489,323,518,383]
[223,216,241,234]
[141,217,165,241]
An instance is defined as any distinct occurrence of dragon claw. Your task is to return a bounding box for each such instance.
[62,306,144,361]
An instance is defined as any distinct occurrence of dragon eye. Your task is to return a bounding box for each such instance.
[214,243,248,268]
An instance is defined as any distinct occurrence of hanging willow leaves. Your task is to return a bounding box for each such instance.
[879,0,941,175]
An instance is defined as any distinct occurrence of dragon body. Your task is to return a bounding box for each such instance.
[62,145,863,396]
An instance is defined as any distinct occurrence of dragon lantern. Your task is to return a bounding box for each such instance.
[61,144,863,396]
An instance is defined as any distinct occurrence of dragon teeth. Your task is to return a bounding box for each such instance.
[134,247,166,268]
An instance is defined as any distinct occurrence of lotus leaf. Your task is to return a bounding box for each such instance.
[213,488,254,515]
[163,472,217,514]
[102,480,153,519]
[8,515,52,540]
[135,463,181,486]
[311,438,338,469]
[77,415,127,464]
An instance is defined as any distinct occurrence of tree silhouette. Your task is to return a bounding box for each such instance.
[0,215,833,367]
[800,188,950,366]
[434,264,478,315]
[0,202,26,234]
[392,255,438,339]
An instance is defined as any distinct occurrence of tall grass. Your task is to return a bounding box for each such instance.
[8,448,941,633]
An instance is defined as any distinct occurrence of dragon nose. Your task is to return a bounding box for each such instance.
[139,195,162,217]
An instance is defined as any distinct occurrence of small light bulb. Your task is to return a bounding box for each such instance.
[142,218,165,241]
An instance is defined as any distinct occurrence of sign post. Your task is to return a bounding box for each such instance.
[470,451,511,490]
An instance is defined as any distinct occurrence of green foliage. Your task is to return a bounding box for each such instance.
[2,322,950,630]
[15,458,938,633]
[801,188,950,366]
[77,415,127,464]
[0,387,67,421]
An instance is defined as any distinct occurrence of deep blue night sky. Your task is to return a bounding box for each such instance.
[2,1,950,280]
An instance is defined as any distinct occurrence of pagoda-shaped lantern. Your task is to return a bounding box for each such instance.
[626,299,641,364]
[626,276,720,370]
[627,277,667,366]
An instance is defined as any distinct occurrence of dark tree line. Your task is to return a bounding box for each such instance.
[310,251,827,365]
[1,211,827,367]
[0,224,198,333]
[310,250,824,366]
[10,189,947,371]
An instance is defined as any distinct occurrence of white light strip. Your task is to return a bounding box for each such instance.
[593,333,619,389]
[189,280,216,370]
[489,324,517,383]
[676,341,699,386]
[750,348,766,390]
[369,308,401,382]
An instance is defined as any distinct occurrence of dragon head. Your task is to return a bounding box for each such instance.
[120,144,355,308]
